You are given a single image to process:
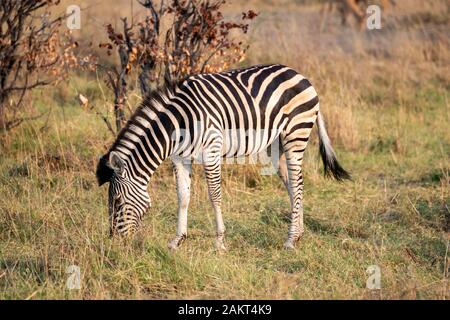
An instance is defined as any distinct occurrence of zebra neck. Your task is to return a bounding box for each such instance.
[111,99,178,185]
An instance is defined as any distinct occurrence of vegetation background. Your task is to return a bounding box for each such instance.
[0,0,449,299]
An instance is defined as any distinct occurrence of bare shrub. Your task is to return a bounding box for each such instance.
[0,0,94,132]
[96,0,257,132]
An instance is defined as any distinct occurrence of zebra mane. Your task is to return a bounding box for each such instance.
[110,81,179,150]
[96,81,181,185]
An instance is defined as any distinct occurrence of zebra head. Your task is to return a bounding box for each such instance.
[96,151,151,236]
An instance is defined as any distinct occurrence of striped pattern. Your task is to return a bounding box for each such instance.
[96,64,350,249]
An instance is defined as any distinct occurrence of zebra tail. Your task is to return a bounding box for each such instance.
[316,111,351,181]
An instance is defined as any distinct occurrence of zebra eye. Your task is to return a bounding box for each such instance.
[114,194,124,206]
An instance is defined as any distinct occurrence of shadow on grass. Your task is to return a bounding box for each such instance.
[0,256,57,288]
[414,199,450,233]
[305,216,370,240]
[229,200,371,249]
[404,237,448,271]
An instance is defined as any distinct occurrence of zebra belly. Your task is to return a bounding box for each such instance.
[220,120,287,158]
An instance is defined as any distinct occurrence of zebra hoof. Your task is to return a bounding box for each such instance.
[283,240,296,250]
[168,235,185,251]
[215,240,227,252]
[168,241,179,251]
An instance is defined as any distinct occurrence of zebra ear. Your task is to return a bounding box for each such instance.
[109,151,125,175]
[96,155,114,186]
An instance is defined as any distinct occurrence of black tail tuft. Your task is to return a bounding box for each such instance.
[319,140,351,181]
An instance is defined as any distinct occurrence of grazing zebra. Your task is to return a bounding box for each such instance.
[96,64,350,250]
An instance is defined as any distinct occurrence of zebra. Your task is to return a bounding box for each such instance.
[96,64,350,250]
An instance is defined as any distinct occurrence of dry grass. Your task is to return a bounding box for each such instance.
[0,0,449,299]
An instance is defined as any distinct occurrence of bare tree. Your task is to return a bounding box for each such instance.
[98,0,257,132]
[0,0,90,132]
[161,0,257,83]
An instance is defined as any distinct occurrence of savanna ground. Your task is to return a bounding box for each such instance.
[0,0,449,299]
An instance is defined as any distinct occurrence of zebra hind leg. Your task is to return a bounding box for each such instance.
[168,158,192,250]
[270,139,304,249]
[281,138,306,250]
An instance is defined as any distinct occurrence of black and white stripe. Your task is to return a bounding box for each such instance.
[96,64,350,248]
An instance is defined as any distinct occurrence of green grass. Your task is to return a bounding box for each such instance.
[0,76,448,299]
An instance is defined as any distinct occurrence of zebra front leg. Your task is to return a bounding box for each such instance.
[203,152,226,251]
[168,158,192,250]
